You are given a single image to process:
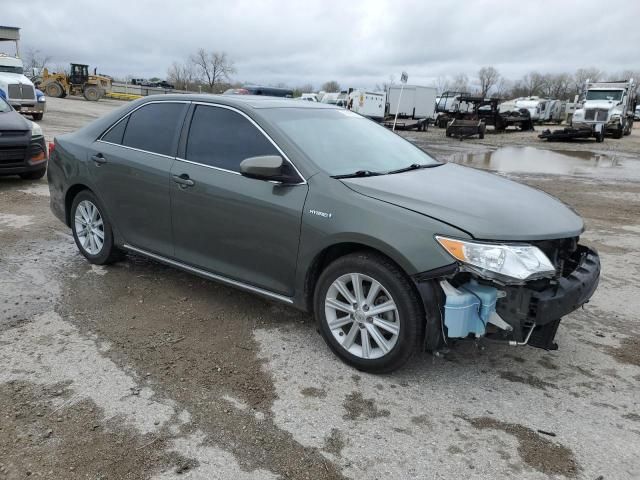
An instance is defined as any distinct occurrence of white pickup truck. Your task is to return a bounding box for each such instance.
[0,54,44,120]
[572,79,636,138]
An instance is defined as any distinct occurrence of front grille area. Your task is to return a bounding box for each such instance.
[0,130,28,137]
[585,108,608,122]
[531,237,579,278]
[0,147,27,167]
[7,83,36,100]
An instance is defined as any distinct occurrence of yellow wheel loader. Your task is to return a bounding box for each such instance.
[39,63,111,101]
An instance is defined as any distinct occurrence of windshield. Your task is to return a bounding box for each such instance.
[0,65,24,74]
[263,108,439,176]
[0,96,10,113]
[586,90,623,101]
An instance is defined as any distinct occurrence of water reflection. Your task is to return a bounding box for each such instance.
[448,146,622,176]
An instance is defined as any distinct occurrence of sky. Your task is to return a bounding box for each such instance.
[2,0,639,90]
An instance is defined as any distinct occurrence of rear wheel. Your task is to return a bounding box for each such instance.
[314,251,424,373]
[19,168,46,180]
[83,85,101,101]
[71,190,123,264]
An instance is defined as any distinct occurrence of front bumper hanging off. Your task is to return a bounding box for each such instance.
[496,245,600,348]
[415,245,601,351]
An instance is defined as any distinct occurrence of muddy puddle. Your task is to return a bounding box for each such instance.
[446,146,640,180]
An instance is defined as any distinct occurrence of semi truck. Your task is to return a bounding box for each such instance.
[0,26,43,120]
[571,79,637,138]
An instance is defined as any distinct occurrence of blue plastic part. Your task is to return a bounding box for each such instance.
[441,280,498,338]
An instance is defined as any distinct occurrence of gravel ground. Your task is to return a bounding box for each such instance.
[1,97,639,479]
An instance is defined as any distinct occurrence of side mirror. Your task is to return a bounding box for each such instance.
[240,155,288,182]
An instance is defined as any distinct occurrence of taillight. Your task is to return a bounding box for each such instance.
[48,142,55,154]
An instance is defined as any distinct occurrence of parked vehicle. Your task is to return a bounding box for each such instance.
[39,63,112,101]
[635,105,640,121]
[0,53,42,120]
[320,92,347,106]
[299,93,319,102]
[153,80,175,89]
[223,86,293,98]
[48,95,600,372]
[0,95,47,179]
[510,96,554,122]
[387,85,436,119]
[347,90,386,121]
[434,91,472,128]
[572,79,637,138]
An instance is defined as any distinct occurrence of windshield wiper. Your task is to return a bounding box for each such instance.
[386,163,443,175]
[332,170,383,179]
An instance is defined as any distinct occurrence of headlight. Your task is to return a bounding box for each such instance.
[436,236,556,283]
[31,122,43,137]
[37,96,46,103]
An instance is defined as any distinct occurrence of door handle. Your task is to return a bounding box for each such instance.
[172,174,195,187]
[91,153,107,165]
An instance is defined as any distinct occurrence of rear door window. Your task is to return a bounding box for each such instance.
[185,105,279,172]
[102,117,129,144]
[120,102,187,156]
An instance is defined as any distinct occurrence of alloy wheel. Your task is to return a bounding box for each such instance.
[324,273,400,359]
[74,200,105,255]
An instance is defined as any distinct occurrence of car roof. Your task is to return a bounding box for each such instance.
[141,93,337,110]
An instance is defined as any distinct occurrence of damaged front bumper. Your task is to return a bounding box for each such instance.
[415,244,600,351]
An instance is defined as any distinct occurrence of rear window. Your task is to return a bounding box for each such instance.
[120,102,186,156]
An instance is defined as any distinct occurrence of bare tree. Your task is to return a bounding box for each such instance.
[321,80,340,92]
[451,73,469,93]
[375,75,396,93]
[520,71,546,96]
[167,61,197,91]
[23,48,51,77]
[540,73,571,100]
[430,76,450,95]
[493,77,511,99]
[573,68,602,96]
[190,49,236,93]
[477,66,500,97]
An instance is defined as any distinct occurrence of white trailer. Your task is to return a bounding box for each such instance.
[387,85,437,119]
[348,89,386,120]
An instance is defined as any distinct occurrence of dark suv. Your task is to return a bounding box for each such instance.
[47,95,600,372]
[0,95,48,179]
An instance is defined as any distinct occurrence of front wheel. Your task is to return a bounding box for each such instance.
[314,251,424,373]
[32,113,43,121]
[71,190,123,264]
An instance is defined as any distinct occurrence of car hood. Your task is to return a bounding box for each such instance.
[341,163,584,241]
[0,109,31,131]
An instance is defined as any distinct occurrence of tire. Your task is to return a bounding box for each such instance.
[32,113,43,121]
[45,82,64,98]
[83,85,101,101]
[624,119,633,136]
[314,251,424,373]
[19,168,46,180]
[613,123,624,139]
[70,190,123,265]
